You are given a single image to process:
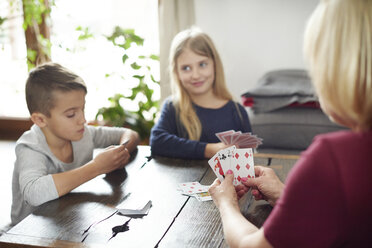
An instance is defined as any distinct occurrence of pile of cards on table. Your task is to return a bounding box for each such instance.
[216,130,263,148]
[177,182,212,202]
[208,145,255,186]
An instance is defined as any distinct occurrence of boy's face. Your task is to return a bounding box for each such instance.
[43,90,87,142]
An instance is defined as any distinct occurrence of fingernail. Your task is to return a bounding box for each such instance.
[241,177,247,182]
[227,170,233,174]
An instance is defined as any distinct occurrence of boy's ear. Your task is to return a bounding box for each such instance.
[30,112,48,128]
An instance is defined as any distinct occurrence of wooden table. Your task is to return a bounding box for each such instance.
[0,146,298,248]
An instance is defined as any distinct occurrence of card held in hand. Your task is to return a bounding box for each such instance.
[208,153,225,182]
[215,130,263,148]
[218,145,236,174]
[231,148,255,186]
[209,146,255,186]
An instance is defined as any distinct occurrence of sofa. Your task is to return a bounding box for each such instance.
[241,69,347,152]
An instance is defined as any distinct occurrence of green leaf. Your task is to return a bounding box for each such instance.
[150,54,160,61]
[131,62,141,70]
[122,54,129,64]
[27,49,37,62]
[150,75,160,84]
[106,26,144,49]
[0,16,7,26]
[123,39,132,50]
[133,75,145,80]
[76,26,94,40]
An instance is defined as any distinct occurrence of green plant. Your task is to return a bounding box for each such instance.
[22,0,53,70]
[95,27,160,142]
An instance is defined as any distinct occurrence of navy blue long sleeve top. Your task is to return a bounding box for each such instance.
[150,98,252,159]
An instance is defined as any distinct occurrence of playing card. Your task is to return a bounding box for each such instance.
[237,141,259,149]
[208,153,225,182]
[234,133,252,144]
[217,145,236,174]
[235,133,263,149]
[194,192,212,202]
[231,148,255,186]
[215,130,234,144]
[178,182,209,195]
[230,131,242,144]
[221,133,234,144]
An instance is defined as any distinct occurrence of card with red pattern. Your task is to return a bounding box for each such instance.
[231,148,255,186]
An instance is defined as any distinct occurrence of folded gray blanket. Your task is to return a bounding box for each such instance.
[242,69,318,113]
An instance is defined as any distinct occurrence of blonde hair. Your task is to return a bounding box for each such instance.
[304,0,372,131]
[169,27,233,140]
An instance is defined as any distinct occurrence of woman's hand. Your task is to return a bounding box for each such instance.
[235,184,250,199]
[208,170,240,211]
[241,166,284,206]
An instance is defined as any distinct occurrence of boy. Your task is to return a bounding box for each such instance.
[11,63,140,225]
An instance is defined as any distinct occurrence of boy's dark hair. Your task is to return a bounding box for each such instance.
[26,62,87,116]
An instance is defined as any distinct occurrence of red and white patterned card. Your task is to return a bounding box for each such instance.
[231,148,255,186]
[178,182,209,195]
[215,130,263,149]
[209,146,255,186]
[208,152,225,182]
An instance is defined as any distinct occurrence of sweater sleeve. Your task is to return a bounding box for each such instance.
[150,100,207,159]
[16,146,59,206]
[86,125,127,148]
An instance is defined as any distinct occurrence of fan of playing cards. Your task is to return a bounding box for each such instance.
[208,145,255,186]
[216,130,263,148]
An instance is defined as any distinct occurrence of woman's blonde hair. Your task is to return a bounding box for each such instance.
[304,0,372,131]
[169,27,233,140]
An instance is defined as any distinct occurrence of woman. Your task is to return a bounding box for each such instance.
[209,0,372,247]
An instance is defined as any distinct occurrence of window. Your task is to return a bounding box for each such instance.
[0,0,159,122]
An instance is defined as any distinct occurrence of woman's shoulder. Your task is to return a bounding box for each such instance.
[313,129,371,145]
[302,129,372,162]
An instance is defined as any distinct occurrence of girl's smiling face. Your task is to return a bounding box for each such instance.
[176,48,215,98]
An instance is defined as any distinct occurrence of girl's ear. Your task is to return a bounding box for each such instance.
[30,112,48,128]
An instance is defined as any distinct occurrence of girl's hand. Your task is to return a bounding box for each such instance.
[205,142,231,158]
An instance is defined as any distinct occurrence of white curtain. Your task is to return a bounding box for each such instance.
[158,0,195,102]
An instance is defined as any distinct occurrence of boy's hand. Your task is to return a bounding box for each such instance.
[93,145,130,174]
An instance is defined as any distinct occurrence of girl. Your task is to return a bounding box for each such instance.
[209,0,372,247]
[150,27,252,159]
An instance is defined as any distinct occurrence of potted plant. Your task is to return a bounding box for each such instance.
[95,27,160,144]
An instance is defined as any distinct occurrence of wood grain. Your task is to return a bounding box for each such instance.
[1,147,298,248]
